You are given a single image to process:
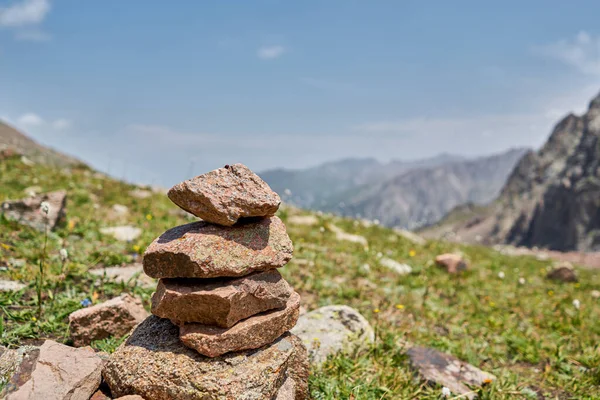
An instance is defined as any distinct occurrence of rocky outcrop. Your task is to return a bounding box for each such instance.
[423,91,600,252]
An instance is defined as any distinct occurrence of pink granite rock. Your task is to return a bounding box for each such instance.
[168,164,280,226]
[69,294,149,347]
[179,291,301,357]
[103,316,306,400]
[435,253,469,274]
[143,216,293,279]
[152,270,293,328]
[2,340,103,400]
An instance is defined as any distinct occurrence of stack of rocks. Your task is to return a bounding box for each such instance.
[103,164,308,400]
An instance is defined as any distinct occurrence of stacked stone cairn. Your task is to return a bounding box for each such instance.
[103,164,308,400]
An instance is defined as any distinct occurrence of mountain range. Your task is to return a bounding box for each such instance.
[422,91,600,252]
[261,149,527,229]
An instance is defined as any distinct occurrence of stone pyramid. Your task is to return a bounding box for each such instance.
[103,164,308,400]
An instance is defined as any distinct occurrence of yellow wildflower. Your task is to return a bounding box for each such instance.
[133,244,141,253]
[395,304,405,310]
[31,317,37,322]
[409,250,416,257]
[548,290,554,296]
[146,214,153,221]
[0,243,11,250]
[373,308,380,313]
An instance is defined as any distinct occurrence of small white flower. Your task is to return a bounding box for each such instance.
[498,271,505,279]
[442,386,451,397]
[573,299,581,310]
[319,226,325,233]
[376,252,383,258]
[591,290,600,299]
[40,201,50,215]
[362,263,371,272]
[59,248,68,262]
[518,277,526,285]
[373,219,380,225]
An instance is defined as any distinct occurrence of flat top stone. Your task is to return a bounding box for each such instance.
[143,216,293,279]
[407,346,496,399]
[103,316,305,400]
[152,269,293,328]
[179,291,301,358]
[168,163,281,226]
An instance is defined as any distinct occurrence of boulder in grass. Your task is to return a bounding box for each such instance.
[143,216,293,279]
[103,316,308,400]
[168,163,281,226]
[179,292,301,357]
[1,190,66,232]
[435,253,469,274]
[69,294,149,347]
[291,305,374,366]
[406,346,496,400]
[1,340,103,400]
[547,262,578,283]
[152,269,293,328]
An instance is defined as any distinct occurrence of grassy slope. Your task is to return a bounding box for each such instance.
[1,155,599,399]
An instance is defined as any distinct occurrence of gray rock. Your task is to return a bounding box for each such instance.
[100,226,142,242]
[89,264,155,289]
[1,190,66,232]
[0,280,26,291]
[103,315,308,400]
[1,340,103,400]
[291,305,374,366]
[406,346,496,399]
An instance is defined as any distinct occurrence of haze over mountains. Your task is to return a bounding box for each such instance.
[424,91,600,252]
[262,149,527,229]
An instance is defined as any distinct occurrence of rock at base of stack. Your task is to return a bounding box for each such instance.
[103,316,308,400]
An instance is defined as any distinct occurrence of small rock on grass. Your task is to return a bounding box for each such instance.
[547,262,578,283]
[1,190,66,232]
[407,346,496,400]
[69,294,149,347]
[435,253,469,273]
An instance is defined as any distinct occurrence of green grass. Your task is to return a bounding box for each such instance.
[1,155,599,399]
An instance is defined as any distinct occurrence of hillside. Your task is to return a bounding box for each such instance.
[1,146,600,398]
[322,148,527,229]
[423,92,600,252]
[0,120,83,167]
[260,154,465,210]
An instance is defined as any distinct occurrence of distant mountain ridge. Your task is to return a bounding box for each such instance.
[0,121,83,167]
[422,91,600,252]
[261,149,527,229]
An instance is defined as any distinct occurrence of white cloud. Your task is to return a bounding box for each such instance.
[257,45,286,60]
[536,31,600,75]
[15,29,51,41]
[0,0,51,27]
[52,118,71,130]
[17,112,44,127]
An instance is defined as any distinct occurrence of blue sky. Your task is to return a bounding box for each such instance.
[1,0,600,185]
